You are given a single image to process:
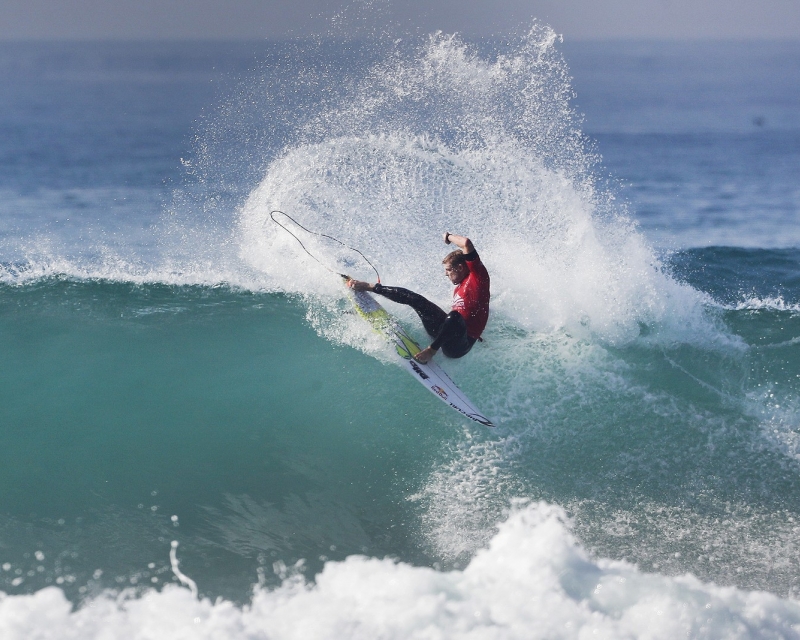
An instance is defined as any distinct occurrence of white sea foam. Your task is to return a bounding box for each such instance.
[0,240,274,292]
[2,502,799,640]
[731,296,800,314]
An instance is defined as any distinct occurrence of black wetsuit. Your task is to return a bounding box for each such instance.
[373,283,475,358]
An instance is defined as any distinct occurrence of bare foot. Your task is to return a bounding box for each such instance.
[414,346,437,364]
[346,279,374,292]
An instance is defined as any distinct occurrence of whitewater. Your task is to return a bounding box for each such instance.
[1,28,800,639]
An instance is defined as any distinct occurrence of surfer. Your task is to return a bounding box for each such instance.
[347,232,490,364]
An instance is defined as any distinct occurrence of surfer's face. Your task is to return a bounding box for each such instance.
[444,261,468,285]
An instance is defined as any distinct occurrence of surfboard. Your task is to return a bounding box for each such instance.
[347,286,494,427]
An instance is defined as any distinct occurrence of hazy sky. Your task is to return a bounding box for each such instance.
[1,0,799,40]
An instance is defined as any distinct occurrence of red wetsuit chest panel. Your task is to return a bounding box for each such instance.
[452,253,490,339]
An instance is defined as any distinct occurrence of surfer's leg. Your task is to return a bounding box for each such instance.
[431,311,476,358]
[372,284,446,337]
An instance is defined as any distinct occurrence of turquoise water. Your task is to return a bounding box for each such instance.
[1,30,800,638]
[3,264,800,604]
[0,281,445,595]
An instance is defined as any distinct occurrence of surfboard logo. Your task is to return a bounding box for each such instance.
[410,360,430,380]
[447,402,495,427]
[431,385,448,400]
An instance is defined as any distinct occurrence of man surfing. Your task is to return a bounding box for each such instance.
[347,232,490,364]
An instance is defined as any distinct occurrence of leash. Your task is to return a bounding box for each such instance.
[268,210,381,283]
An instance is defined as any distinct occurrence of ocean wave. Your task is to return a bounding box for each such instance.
[2,503,799,640]
[0,255,275,293]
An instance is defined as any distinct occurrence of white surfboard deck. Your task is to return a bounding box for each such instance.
[348,287,494,427]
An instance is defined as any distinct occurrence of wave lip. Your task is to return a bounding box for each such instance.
[3,503,800,639]
[732,296,800,314]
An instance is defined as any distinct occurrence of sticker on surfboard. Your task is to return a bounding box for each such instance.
[348,287,495,427]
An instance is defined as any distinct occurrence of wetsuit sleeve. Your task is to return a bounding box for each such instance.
[464,251,489,283]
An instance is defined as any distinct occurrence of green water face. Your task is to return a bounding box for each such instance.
[0,281,467,600]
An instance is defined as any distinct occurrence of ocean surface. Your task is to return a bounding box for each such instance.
[1,29,800,638]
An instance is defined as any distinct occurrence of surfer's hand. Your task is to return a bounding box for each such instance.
[443,232,451,244]
[414,346,437,364]
[441,233,473,254]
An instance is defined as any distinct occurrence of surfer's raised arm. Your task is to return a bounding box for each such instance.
[443,232,474,255]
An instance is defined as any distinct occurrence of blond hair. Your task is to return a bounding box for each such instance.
[442,250,467,267]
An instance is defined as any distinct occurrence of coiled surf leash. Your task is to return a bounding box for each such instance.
[269,210,381,283]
